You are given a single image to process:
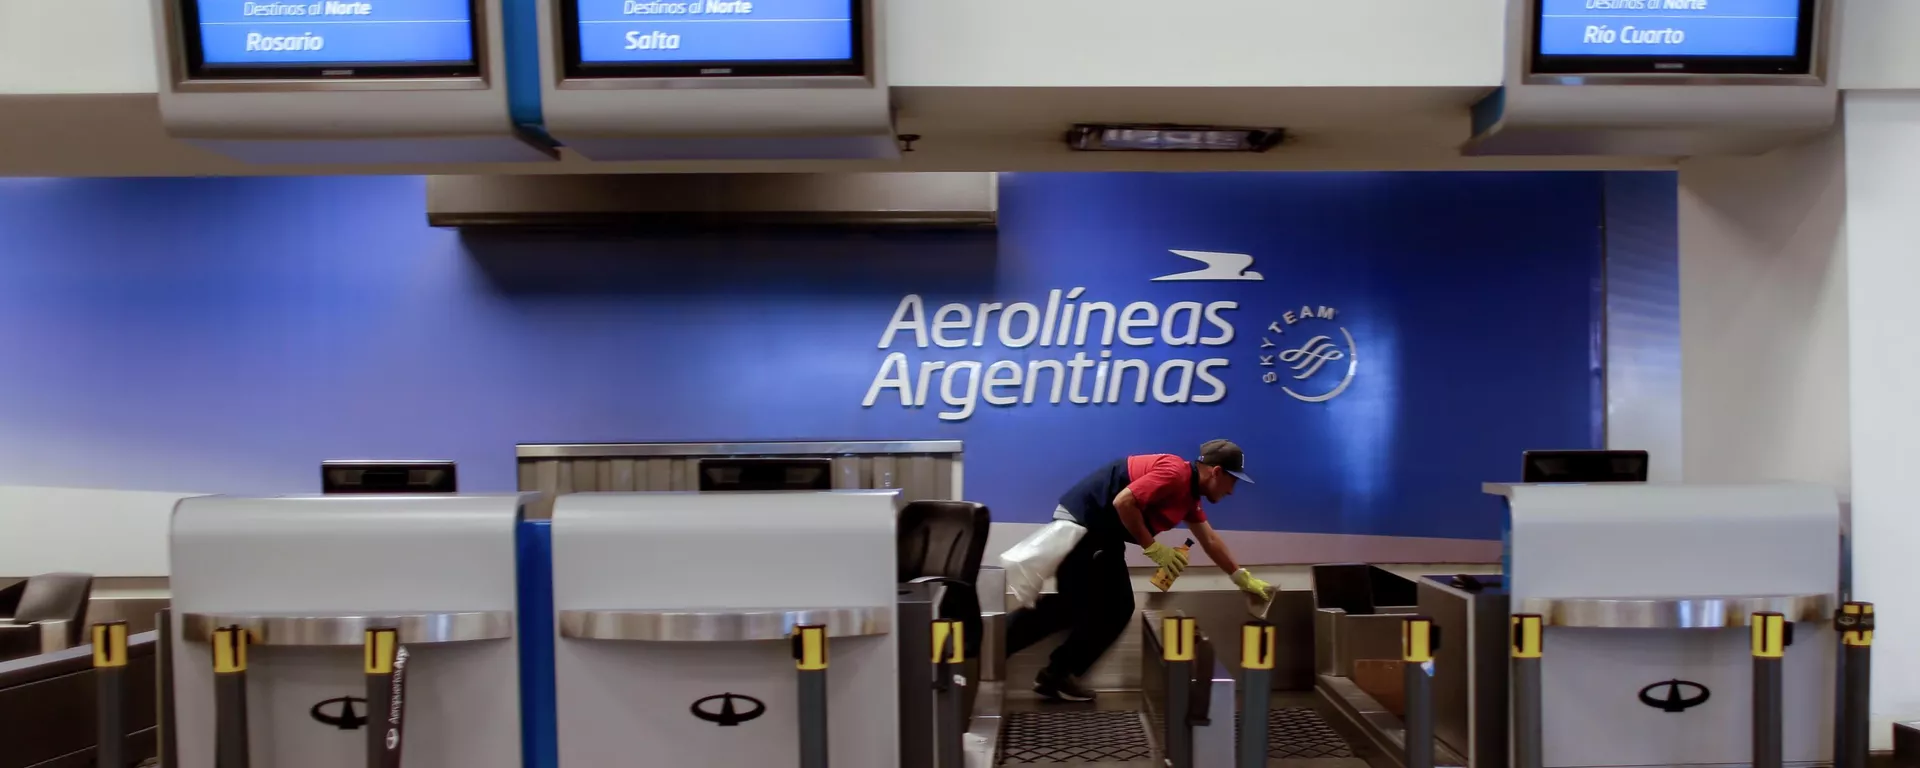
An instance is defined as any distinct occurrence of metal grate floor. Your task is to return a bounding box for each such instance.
[998,710,1154,764]
[1248,707,1355,760]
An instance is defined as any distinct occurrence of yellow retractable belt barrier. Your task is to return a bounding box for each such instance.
[1403,616,1435,664]
[794,625,828,671]
[930,619,964,664]
[1242,624,1276,670]
[365,628,399,674]
[1841,602,1875,647]
[92,621,130,669]
[212,626,250,673]
[1751,612,1787,658]
[1163,616,1196,662]
[1511,614,1543,659]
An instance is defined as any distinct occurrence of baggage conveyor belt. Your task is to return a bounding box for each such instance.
[992,690,1370,768]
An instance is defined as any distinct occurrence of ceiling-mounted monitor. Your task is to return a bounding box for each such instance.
[563,0,863,78]
[178,0,482,79]
[1530,0,1817,77]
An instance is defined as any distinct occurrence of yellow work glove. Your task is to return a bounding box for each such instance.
[1232,568,1273,600]
[1142,541,1188,577]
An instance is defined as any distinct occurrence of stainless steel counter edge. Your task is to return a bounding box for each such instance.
[558,607,892,642]
[180,611,514,646]
[1518,594,1834,629]
[517,441,963,458]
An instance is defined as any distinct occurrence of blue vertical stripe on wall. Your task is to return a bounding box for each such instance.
[0,172,1625,540]
[1601,171,1683,480]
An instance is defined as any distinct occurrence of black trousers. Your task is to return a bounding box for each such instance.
[1005,532,1136,679]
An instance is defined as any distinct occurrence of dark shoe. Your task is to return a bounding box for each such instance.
[1033,669,1095,702]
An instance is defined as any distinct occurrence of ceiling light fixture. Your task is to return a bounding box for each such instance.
[1065,124,1286,152]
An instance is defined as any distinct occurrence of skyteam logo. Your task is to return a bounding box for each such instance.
[1258,305,1357,403]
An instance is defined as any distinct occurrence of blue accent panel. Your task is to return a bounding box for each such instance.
[1591,175,1609,449]
[1470,87,1506,139]
[515,519,558,768]
[501,0,554,145]
[1600,171,1682,467]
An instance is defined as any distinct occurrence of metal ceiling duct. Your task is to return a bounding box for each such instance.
[426,173,997,229]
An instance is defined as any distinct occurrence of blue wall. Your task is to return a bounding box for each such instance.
[0,172,1631,541]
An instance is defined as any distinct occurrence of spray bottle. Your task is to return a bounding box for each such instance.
[1149,538,1194,592]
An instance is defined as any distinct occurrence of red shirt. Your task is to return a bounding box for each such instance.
[1126,454,1208,535]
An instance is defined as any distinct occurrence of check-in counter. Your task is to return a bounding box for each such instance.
[550,490,900,768]
[169,494,533,768]
[1492,482,1841,768]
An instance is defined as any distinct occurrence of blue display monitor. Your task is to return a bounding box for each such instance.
[179,0,481,79]
[564,0,863,78]
[1531,0,1817,76]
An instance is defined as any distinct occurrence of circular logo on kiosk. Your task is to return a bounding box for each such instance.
[1257,305,1357,403]
[691,692,767,726]
[1637,679,1710,713]
[310,696,369,729]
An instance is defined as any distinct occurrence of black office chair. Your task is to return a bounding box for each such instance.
[897,500,991,655]
[0,579,25,616]
[0,572,95,660]
[897,500,991,733]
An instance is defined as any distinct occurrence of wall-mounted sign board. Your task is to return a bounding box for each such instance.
[1531,0,1816,76]
[180,0,482,78]
[562,0,861,77]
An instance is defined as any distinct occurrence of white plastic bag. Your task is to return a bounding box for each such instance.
[999,519,1088,609]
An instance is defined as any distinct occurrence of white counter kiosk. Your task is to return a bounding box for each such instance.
[1490,482,1840,768]
[169,494,533,768]
[549,490,899,768]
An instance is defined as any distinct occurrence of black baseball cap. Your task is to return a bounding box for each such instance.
[1198,439,1253,484]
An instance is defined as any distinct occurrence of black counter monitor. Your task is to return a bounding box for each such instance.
[322,461,459,494]
[1521,450,1649,483]
[698,458,833,491]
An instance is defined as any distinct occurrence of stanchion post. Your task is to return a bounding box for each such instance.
[1239,622,1276,768]
[211,625,251,768]
[1511,614,1544,768]
[931,618,967,768]
[1402,616,1437,768]
[1164,616,1197,768]
[1837,602,1874,768]
[897,591,934,768]
[793,624,830,768]
[364,628,405,768]
[157,609,178,768]
[1752,611,1788,768]
[92,621,130,768]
